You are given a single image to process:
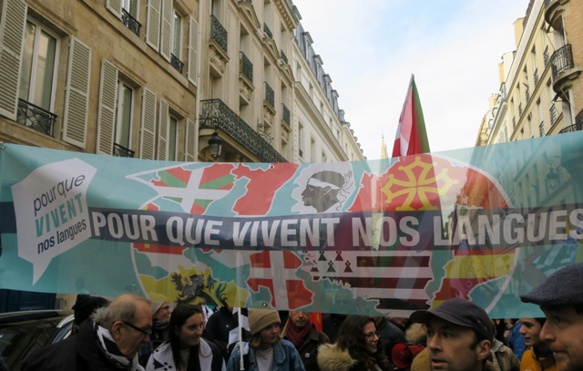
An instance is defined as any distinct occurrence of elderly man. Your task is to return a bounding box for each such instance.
[521,262,583,371]
[282,311,330,371]
[409,298,496,371]
[23,293,152,371]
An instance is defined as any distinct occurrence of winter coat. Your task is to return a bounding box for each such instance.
[282,325,330,371]
[22,321,143,371]
[317,343,386,371]
[227,339,305,371]
[411,347,498,371]
[519,348,558,371]
[145,339,226,371]
[490,339,520,371]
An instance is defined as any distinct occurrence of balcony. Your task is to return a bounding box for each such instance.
[550,44,581,93]
[560,109,583,133]
[113,143,135,158]
[264,81,274,108]
[280,50,288,65]
[16,99,57,136]
[239,52,253,82]
[263,23,273,39]
[199,99,286,162]
[282,103,290,127]
[170,53,183,73]
[122,9,141,36]
[210,15,228,54]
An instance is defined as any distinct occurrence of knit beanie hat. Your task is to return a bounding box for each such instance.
[150,301,167,315]
[73,294,109,325]
[249,308,280,335]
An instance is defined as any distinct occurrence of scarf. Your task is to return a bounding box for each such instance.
[286,322,313,348]
[96,325,145,371]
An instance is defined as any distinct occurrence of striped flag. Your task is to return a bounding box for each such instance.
[392,75,430,157]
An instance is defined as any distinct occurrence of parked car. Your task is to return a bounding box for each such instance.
[0,310,73,370]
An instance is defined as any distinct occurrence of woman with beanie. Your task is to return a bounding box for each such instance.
[146,303,225,371]
[226,308,305,371]
[317,315,392,371]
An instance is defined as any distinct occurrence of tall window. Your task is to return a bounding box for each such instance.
[115,82,134,150]
[173,11,182,58]
[20,20,57,112]
[123,0,138,16]
[168,116,178,161]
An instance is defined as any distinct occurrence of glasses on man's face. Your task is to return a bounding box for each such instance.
[122,321,151,337]
[364,331,380,340]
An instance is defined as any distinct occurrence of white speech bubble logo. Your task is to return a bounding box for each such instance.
[12,158,97,284]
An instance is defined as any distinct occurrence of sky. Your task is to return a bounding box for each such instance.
[292,0,528,160]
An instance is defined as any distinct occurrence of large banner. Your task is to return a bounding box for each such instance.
[1,132,582,318]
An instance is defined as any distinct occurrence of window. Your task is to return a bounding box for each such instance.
[122,0,140,35]
[168,115,178,161]
[18,19,58,135]
[114,82,135,156]
[170,9,183,73]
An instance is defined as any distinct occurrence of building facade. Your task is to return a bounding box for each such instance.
[0,0,363,310]
[477,0,583,208]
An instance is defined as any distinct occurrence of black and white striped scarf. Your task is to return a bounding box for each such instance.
[96,325,145,371]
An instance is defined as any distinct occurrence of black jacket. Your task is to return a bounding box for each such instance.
[22,321,138,371]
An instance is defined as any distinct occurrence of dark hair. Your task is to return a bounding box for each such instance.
[169,304,204,370]
[336,315,390,370]
[534,317,546,326]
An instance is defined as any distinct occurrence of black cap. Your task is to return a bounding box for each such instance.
[521,263,583,307]
[410,298,493,342]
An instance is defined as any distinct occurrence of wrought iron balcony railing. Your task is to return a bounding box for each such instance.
[171,53,184,73]
[113,142,135,157]
[282,103,290,127]
[122,9,141,36]
[560,109,583,133]
[211,15,228,53]
[199,99,286,162]
[263,23,273,39]
[16,99,56,136]
[264,81,274,108]
[550,103,558,124]
[550,44,574,78]
[280,50,288,64]
[239,51,253,82]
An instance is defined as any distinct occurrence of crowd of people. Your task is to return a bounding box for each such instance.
[16,262,583,371]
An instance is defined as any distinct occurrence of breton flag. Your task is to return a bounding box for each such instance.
[392,75,430,157]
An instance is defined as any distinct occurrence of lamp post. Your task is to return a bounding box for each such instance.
[208,131,222,160]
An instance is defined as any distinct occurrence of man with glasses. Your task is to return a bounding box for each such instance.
[409,298,496,371]
[23,293,152,371]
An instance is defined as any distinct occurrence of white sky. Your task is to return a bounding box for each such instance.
[292,0,528,159]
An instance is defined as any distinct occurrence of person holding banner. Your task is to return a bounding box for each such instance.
[226,308,305,371]
[22,293,152,371]
[521,262,583,371]
[145,303,225,371]
[317,315,391,371]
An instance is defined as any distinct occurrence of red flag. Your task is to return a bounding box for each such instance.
[392,75,430,157]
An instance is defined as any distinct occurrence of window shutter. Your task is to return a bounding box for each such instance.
[159,0,172,61]
[157,100,169,160]
[62,37,91,148]
[184,118,196,161]
[0,0,27,120]
[187,17,199,85]
[96,60,118,155]
[106,0,122,19]
[140,88,157,159]
[146,0,161,51]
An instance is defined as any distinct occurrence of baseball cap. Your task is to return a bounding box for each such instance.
[410,298,493,342]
